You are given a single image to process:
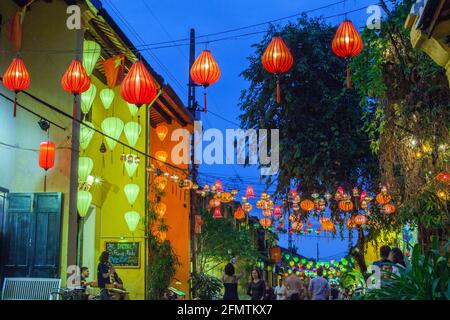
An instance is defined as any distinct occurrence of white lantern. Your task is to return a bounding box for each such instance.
[101,117,124,150]
[124,183,140,206]
[81,83,97,115]
[80,121,95,150]
[124,122,141,147]
[82,40,101,76]
[100,88,115,110]
[78,157,93,182]
[77,190,92,217]
[124,211,141,232]
[127,103,139,118]
[124,154,139,177]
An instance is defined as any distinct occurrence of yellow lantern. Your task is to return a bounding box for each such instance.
[81,83,97,115]
[78,157,93,182]
[101,117,124,150]
[100,88,115,110]
[124,211,141,232]
[127,103,139,118]
[156,125,169,142]
[155,151,168,164]
[124,184,140,206]
[155,176,168,191]
[124,122,141,147]
[82,40,101,76]
[155,202,167,218]
[80,121,95,150]
[77,190,92,217]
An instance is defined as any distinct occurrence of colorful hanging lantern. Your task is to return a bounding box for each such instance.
[242,202,253,212]
[331,19,364,89]
[124,154,139,177]
[376,193,391,205]
[436,171,450,184]
[124,211,141,232]
[190,50,221,112]
[124,184,140,206]
[99,88,115,110]
[300,200,314,212]
[61,59,91,95]
[261,36,294,104]
[214,180,223,192]
[274,205,282,217]
[39,141,55,192]
[156,125,169,142]
[154,176,167,191]
[2,56,31,117]
[101,117,124,150]
[155,202,167,218]
[213,206,223,219]
[82,40,101,76]
[78,157,93,182]
[80,121,95,150]
[120,60,157,107]
[339,200,354,212]
[245,185,255,198]
[203,184,210,192]
[77,190,92,217]
[234,207,245,221]
[124,122,141,147]
[354,214,367,225]
[292,221,303,231]
[209,198,221,208]
[383,204,396,214]
[259,217,272,228]
[80,83,97,115]
[155,151,168,164]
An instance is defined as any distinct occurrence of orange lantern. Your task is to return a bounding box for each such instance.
[155,202,167,218]
[289,213,298,222]
[154,176,168,191]
[292,221,303,231]
[155,125,169,141]
[190,50,220,112]
[218,192,233,203]
[120,60,157,107]
[376,193,391,205]
[354,214,367,225]
[209,198,221,208]
[213,206,223,219]
[262,36,294,103]
[39,141,55,192]
[61,59,90,95]
[346,218,356,228]
[270,246,281,263]
[2,56,31,117]
[383,204,396,214]
[155,151,168,165]
[331,19,364,89]
[339,200,354,212]
[260,218,272,228]
[234,207,245,221]
[242,202,253,212]
[300,200,314,212]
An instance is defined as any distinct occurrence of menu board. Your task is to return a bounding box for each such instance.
[105,242,140,268]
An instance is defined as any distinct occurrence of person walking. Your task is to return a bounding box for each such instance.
[285,272,305,300]
[247,269,265,301]
[308,268,330,300]
[222,262,244,300]
[274,278,288,300]
[97,251,114,300]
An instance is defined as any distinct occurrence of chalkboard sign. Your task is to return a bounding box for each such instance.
[105,242,140,268]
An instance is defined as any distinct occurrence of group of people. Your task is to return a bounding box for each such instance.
[221,262,340,301]
[371,245,407,286]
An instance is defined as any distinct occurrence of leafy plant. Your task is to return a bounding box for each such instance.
[190,272,223,300]
[361,238,449,300]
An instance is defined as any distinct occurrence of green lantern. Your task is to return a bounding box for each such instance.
[81,83,97,115]
[301,259,307,264]
[124,154,139,177]
[285,253,291,260]
[124,211,140,232]
[127,103,139,118]
[101,117,124,150]
[124,184,140,206]
[100,88,115,110]
[83,40,101,76]
[80,121,95,150]
[293,257,299,263]
[124,122,141,147]
[78,157,93,182]
[77,190,92,217]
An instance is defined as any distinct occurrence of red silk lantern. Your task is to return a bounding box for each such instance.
[61,59,90,95]
[39,141,55,192]
[120,60,158,107]
[332,20,363,89]
[215,180,223,192]
[270,246,281,263]
[245,185,255,198]
[213,206,223,219]
[262,36,294,104]
[2,56,31,117]
[274,205,282,217]
[190,50,220,112]
[436,171,450,185]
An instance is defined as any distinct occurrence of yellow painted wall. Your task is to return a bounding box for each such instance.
[150,120,191,298]
[363,231,401,266]
[0,0,79,285]
[81,75,147,300]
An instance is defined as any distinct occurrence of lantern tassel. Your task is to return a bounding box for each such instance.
[203,90,207,113]
[44,174,47,192]
[347,62,351,90]
[276,78,281,104]
[13,94,18,117]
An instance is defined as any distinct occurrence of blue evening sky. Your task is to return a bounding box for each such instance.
[103,0,385,260]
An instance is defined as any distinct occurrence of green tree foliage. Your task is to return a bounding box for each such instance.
[239,15,379,195]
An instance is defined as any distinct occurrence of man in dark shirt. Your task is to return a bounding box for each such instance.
[372,245,391,267]
[97,251,115,300]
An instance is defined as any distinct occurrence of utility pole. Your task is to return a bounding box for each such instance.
[316,241,320,262]
[188,28,198,297]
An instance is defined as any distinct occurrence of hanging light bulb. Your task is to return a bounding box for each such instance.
[79,121,95,150]
[124,211,141,232]
[124,184,140,206]
[78,157,94,182]
[77,190,92,217]
[124,121,141,147]
[80,83,97,115]
[100,88,115,110]
[101,117,124,150]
